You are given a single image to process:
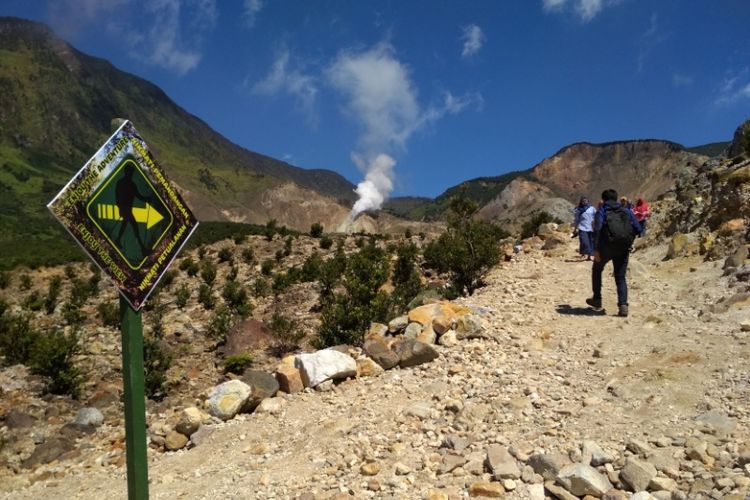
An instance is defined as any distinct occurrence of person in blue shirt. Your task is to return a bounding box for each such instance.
[572,196,596,260]
[586,189,642,317]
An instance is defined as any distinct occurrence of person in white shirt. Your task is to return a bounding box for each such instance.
[572,196,596,261]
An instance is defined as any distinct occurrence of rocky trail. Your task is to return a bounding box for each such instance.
[3,237,750,500]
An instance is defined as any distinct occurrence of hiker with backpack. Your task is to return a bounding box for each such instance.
[586,189,642,317]
[572,196,596,260]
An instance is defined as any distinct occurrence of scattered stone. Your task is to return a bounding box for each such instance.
[438,454,466,474]
[188,424,214,447]
[275,365,304,394]
[486,444,521,480]
[21,438,74,468]
[360,462,381,476]
[443,435,470,452]
[555,463,613,497]
[356,356,384,377]
[395,339,439,368]
[438,330,458,347]
[626,439,652,457]
[403,322,423,339]
[175,407,203,437]
[73,407,104,427]
[295,349,357,387]
[165,431,188,451]
[544,480,578,500]
[241,370,279,410]
[408,303,442,326]
[363,339,400,370]
[404,401,432,420]
[388,315,409,333]
[4,409,37,429]
[695,410,737,436]
[254,397,285,415]
[648,476,677,492]
[432,316,453,335]
[468,481,504,497]
[582,440,615,466]
[206,379,252,421]
[619,457,657,492]
[528,453,570,481]
[455,315,485,340]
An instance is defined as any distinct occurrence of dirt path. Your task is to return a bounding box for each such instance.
[4,239,749,499]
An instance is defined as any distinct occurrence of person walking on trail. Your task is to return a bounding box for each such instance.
[632,196,650,236]
[586,189,642,317]
[573,196,596,260]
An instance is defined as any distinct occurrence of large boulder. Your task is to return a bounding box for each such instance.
[241,370,279,411]
[222,319,274,357]
[74,407,104,427]
[275,365,304,394]
[556,463,613,497]
[363,338,400,370]
[295,349,357,387]
[394,339,439,368]
[175,407,204,437]
[206,380,252,421]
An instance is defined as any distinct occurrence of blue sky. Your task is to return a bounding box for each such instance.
[4,0,750,200]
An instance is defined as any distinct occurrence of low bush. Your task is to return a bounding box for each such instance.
[198,284,215,310]
[29,329,81,397]
[310,222,323,238]
[97,301,120,328]
[319,236,333,250]
[224,353,253,374]
[218,246,233,263]
[206,305,233,342]
[44,276,62,315]
[270,310,303,356]
[200,260,217,286]
[175,284,190,309]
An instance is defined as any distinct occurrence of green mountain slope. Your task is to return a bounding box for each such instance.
[686,141,730,157]
[0,17,355,268]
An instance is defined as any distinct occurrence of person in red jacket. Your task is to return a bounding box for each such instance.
[632,196,650,236]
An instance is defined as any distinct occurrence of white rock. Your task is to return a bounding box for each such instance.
[295,349,357,388]
[255,397,286,415]
[206,380,252,421]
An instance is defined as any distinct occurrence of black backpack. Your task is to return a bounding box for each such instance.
[605,207,635,248]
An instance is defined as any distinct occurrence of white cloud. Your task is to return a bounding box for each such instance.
[48,0,133,38]
[716,68,750,106]
[89,0,217,75]
[461,24,485,58]
[243,0,263,27]
[542,0,621,22]
[672,74,693,88]
[327,42,479,216]
[326,43,477,153]
[251,49,318,125]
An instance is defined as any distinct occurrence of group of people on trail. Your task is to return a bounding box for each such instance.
[573,189,650,317]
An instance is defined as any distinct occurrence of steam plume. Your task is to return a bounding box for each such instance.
[350,153,395,218]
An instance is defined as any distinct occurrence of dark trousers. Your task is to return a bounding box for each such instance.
[592,249,629,306]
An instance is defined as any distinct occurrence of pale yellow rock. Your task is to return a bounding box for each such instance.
[468,481,505,497]
[718,218,746,236]
[356,357,384,377]
[408,303,441,325]
[360,462,381,476]
[275,365,304,393]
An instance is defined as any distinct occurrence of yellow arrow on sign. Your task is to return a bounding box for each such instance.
[96,203,164,229]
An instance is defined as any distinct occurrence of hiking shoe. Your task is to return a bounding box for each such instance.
[585,297,602,310]
[618,305,629,317]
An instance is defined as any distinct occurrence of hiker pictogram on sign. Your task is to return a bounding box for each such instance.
[86,157,173,270]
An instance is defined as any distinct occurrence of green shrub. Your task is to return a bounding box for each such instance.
[180,257,200,277]
[227,264,239,282]
[87,267,101,294]
[233,233,247,244]
[300,252,323,282]
[23,290,44,312]
[261,259,274,276]
[319,236,333,250]
[207,305,233,342]
[316,243,391,348]
[391,242,422,312]
[19,274,31,291]
[175,284,190,309]
[198,284,215,310]
[275,249,284,263]
[264,219,277,241]
[198,246,207,260]
[241,247,255,264]
[28,329,81,397]
[0,271,8,289]
[97,301,120,328]
[283,236,293,257]
[520,211,556,239]
[318,246,347,302]
[310,222,324,238]
[424,193,506,297]
[143,330,171,401]
[224,353,253,374]
[0,312,39,365]
[44,276,62,315]
[26,329,79,395]
[222,280,251,317]
[62,301,84,326]
[218,246,233,263]
[159,270,177,290]
[270,309,303,355]
[64,265,76,280]
[200,260,217,286]
[252,277,270,298]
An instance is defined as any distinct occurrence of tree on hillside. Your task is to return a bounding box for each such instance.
[316,242,391,347]
[424,191,507,297]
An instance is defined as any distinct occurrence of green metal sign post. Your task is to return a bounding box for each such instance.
[120,295,148,499]
[47,119,198,500]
